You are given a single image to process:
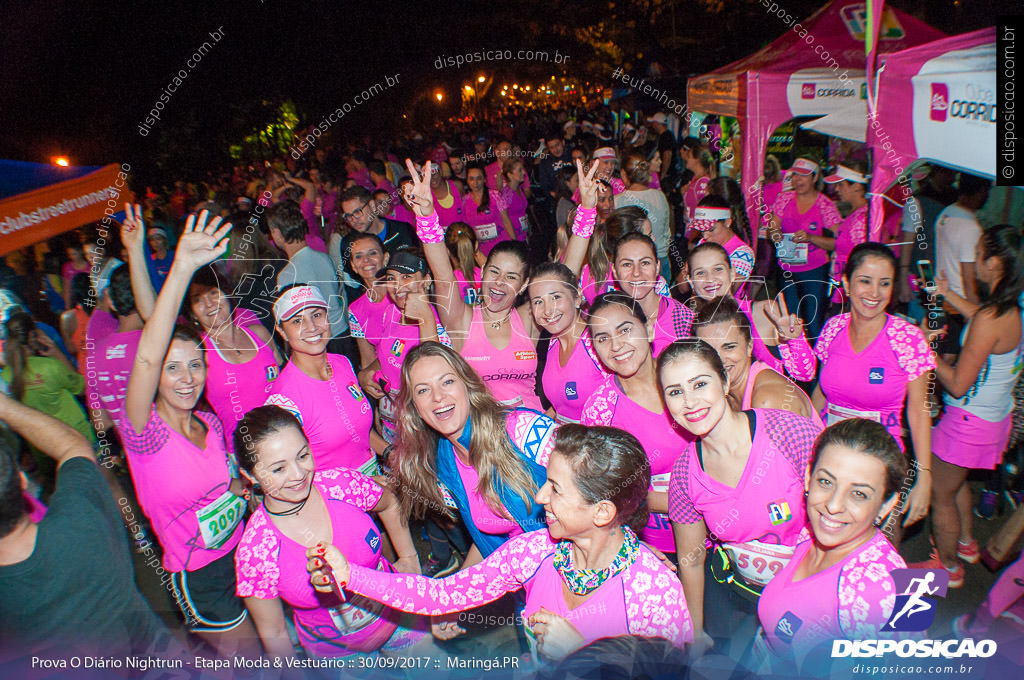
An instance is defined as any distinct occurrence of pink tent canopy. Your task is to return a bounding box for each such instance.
[867,27,996,238]
[687,0,944,227]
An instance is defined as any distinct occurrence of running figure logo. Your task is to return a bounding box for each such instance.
[882,569,950,632]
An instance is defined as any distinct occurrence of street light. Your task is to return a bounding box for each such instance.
[478,75,486,83]
[435,91,444,102]
[52,156,70,167]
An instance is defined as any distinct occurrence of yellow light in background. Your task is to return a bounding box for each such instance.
[513,84,518,90]
[477,75,486,83]
[52,156,70,167]
[435,91,443,102]
[464,85,473,93]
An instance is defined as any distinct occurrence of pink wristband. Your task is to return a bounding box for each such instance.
[571,206,597,239]
[415,212,444,244]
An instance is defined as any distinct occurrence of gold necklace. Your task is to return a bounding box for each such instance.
[483,311,510,329]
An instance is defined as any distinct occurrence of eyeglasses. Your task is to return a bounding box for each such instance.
[341,201,371,221]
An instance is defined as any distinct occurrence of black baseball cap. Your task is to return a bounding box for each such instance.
[376,251,427,278]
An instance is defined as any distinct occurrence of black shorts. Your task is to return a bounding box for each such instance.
[170,550,247,633]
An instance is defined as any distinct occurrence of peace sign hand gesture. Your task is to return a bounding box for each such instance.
[765,295,805,342]
[404,158,435,217]
[576,158,601,210]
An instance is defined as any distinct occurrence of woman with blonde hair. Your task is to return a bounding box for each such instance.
[390,341,558,563]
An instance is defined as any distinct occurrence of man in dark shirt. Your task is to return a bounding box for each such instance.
[648,113,679,190]
[336,185,419,277]
[0,393,173,661]
[536,131,574,201]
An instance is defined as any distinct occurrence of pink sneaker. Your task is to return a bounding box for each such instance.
[929,535,980,564]
[909,551,965,588]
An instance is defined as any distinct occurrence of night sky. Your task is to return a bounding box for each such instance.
[0,0,1000,184]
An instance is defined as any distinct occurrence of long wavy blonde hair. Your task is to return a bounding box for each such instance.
[391,341,539,521]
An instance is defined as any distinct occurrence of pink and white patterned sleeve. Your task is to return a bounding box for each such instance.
[623,549,695,647]
[814,313,848,364]
[345,531,551,615]
[887,317,937,382]
[819,195,844,230]
[235,513,282,599]
[778,334,817,382]
[415,212,444,244]
[492,189,508,213]
[837,537,906,640]
[317,468,384,512]
[580,381,616,426]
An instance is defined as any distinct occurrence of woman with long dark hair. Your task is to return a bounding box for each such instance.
[121,211,258,655]
[756,419,908,671]
[915,224,1024,587]
[812,243,935,539]
[661,339,821,657]
[461,164,515,255]
[233,405,433,660]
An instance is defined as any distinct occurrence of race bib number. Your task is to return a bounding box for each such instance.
[825,403,881,427]
[518,216,530,233]
[328,562,387,635]
[196,491,246,550]
[651,473,671,493]
[725,540,795,586]
[474,223,498,241]
[358,454,380,477]
[776,234,808,265]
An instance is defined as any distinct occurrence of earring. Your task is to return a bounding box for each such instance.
[803,490,809,498]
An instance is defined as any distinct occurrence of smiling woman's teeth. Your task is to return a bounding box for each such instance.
[819,515,844,529]
[434,405,455,416]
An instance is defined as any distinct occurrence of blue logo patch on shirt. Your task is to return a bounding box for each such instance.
[775,612,802,644]
[869,367,885,384]
[365,529,380,552]
[266,365,279,381]
[565,381,578,400]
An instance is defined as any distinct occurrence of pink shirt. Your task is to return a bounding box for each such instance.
[85,308,119,348]
[461,306,542,410]
[830,205,868,302]
[453,269,481,305]
[582,377,693,552]
[202,310,278,438]
[758,530,906,660]
[345,529,693,648]
[461,189,509,255]
[770,192,843,272]
[374,305,450,395]
[741,361,825,428]
[454,454,522,537]
[500,186,530,240]
[669,409,821,581]
[432,181,464,227]
[684,176,711,228]
[815,314,935,444]
[235,468,400,656]
[651,296,695,358]
[579,264,616,306]
[86,329,142,426]
[265,354,376,475]
[347,293,391,345]
[119,408,241,572]
[543,332,609,424]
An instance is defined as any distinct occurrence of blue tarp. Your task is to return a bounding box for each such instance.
[0,160,103,200]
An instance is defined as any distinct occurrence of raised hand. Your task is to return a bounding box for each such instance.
[765,295,805,342]
[172,210,232,274]
[576,158,601,210]
[404,159,435,217]
[122,203,147,254]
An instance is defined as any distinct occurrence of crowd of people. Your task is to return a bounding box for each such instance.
[1,105,1022,678]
